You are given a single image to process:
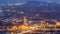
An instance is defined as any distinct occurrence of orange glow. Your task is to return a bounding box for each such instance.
[56,22,60,26]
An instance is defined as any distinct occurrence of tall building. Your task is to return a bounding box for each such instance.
[23,16,28,25]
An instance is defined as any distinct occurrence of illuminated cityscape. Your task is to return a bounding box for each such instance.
[0,0,60,34]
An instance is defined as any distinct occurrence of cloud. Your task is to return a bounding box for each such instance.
[14,2,25,5]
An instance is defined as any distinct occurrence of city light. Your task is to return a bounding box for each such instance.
[0,0,60,34]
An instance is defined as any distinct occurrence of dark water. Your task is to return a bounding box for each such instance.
[0,31,11,34]
[0,30,60,34]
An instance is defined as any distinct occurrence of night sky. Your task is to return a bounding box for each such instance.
[0,0,60,4]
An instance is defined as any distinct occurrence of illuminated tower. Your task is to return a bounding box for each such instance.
[24,16,28,25]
